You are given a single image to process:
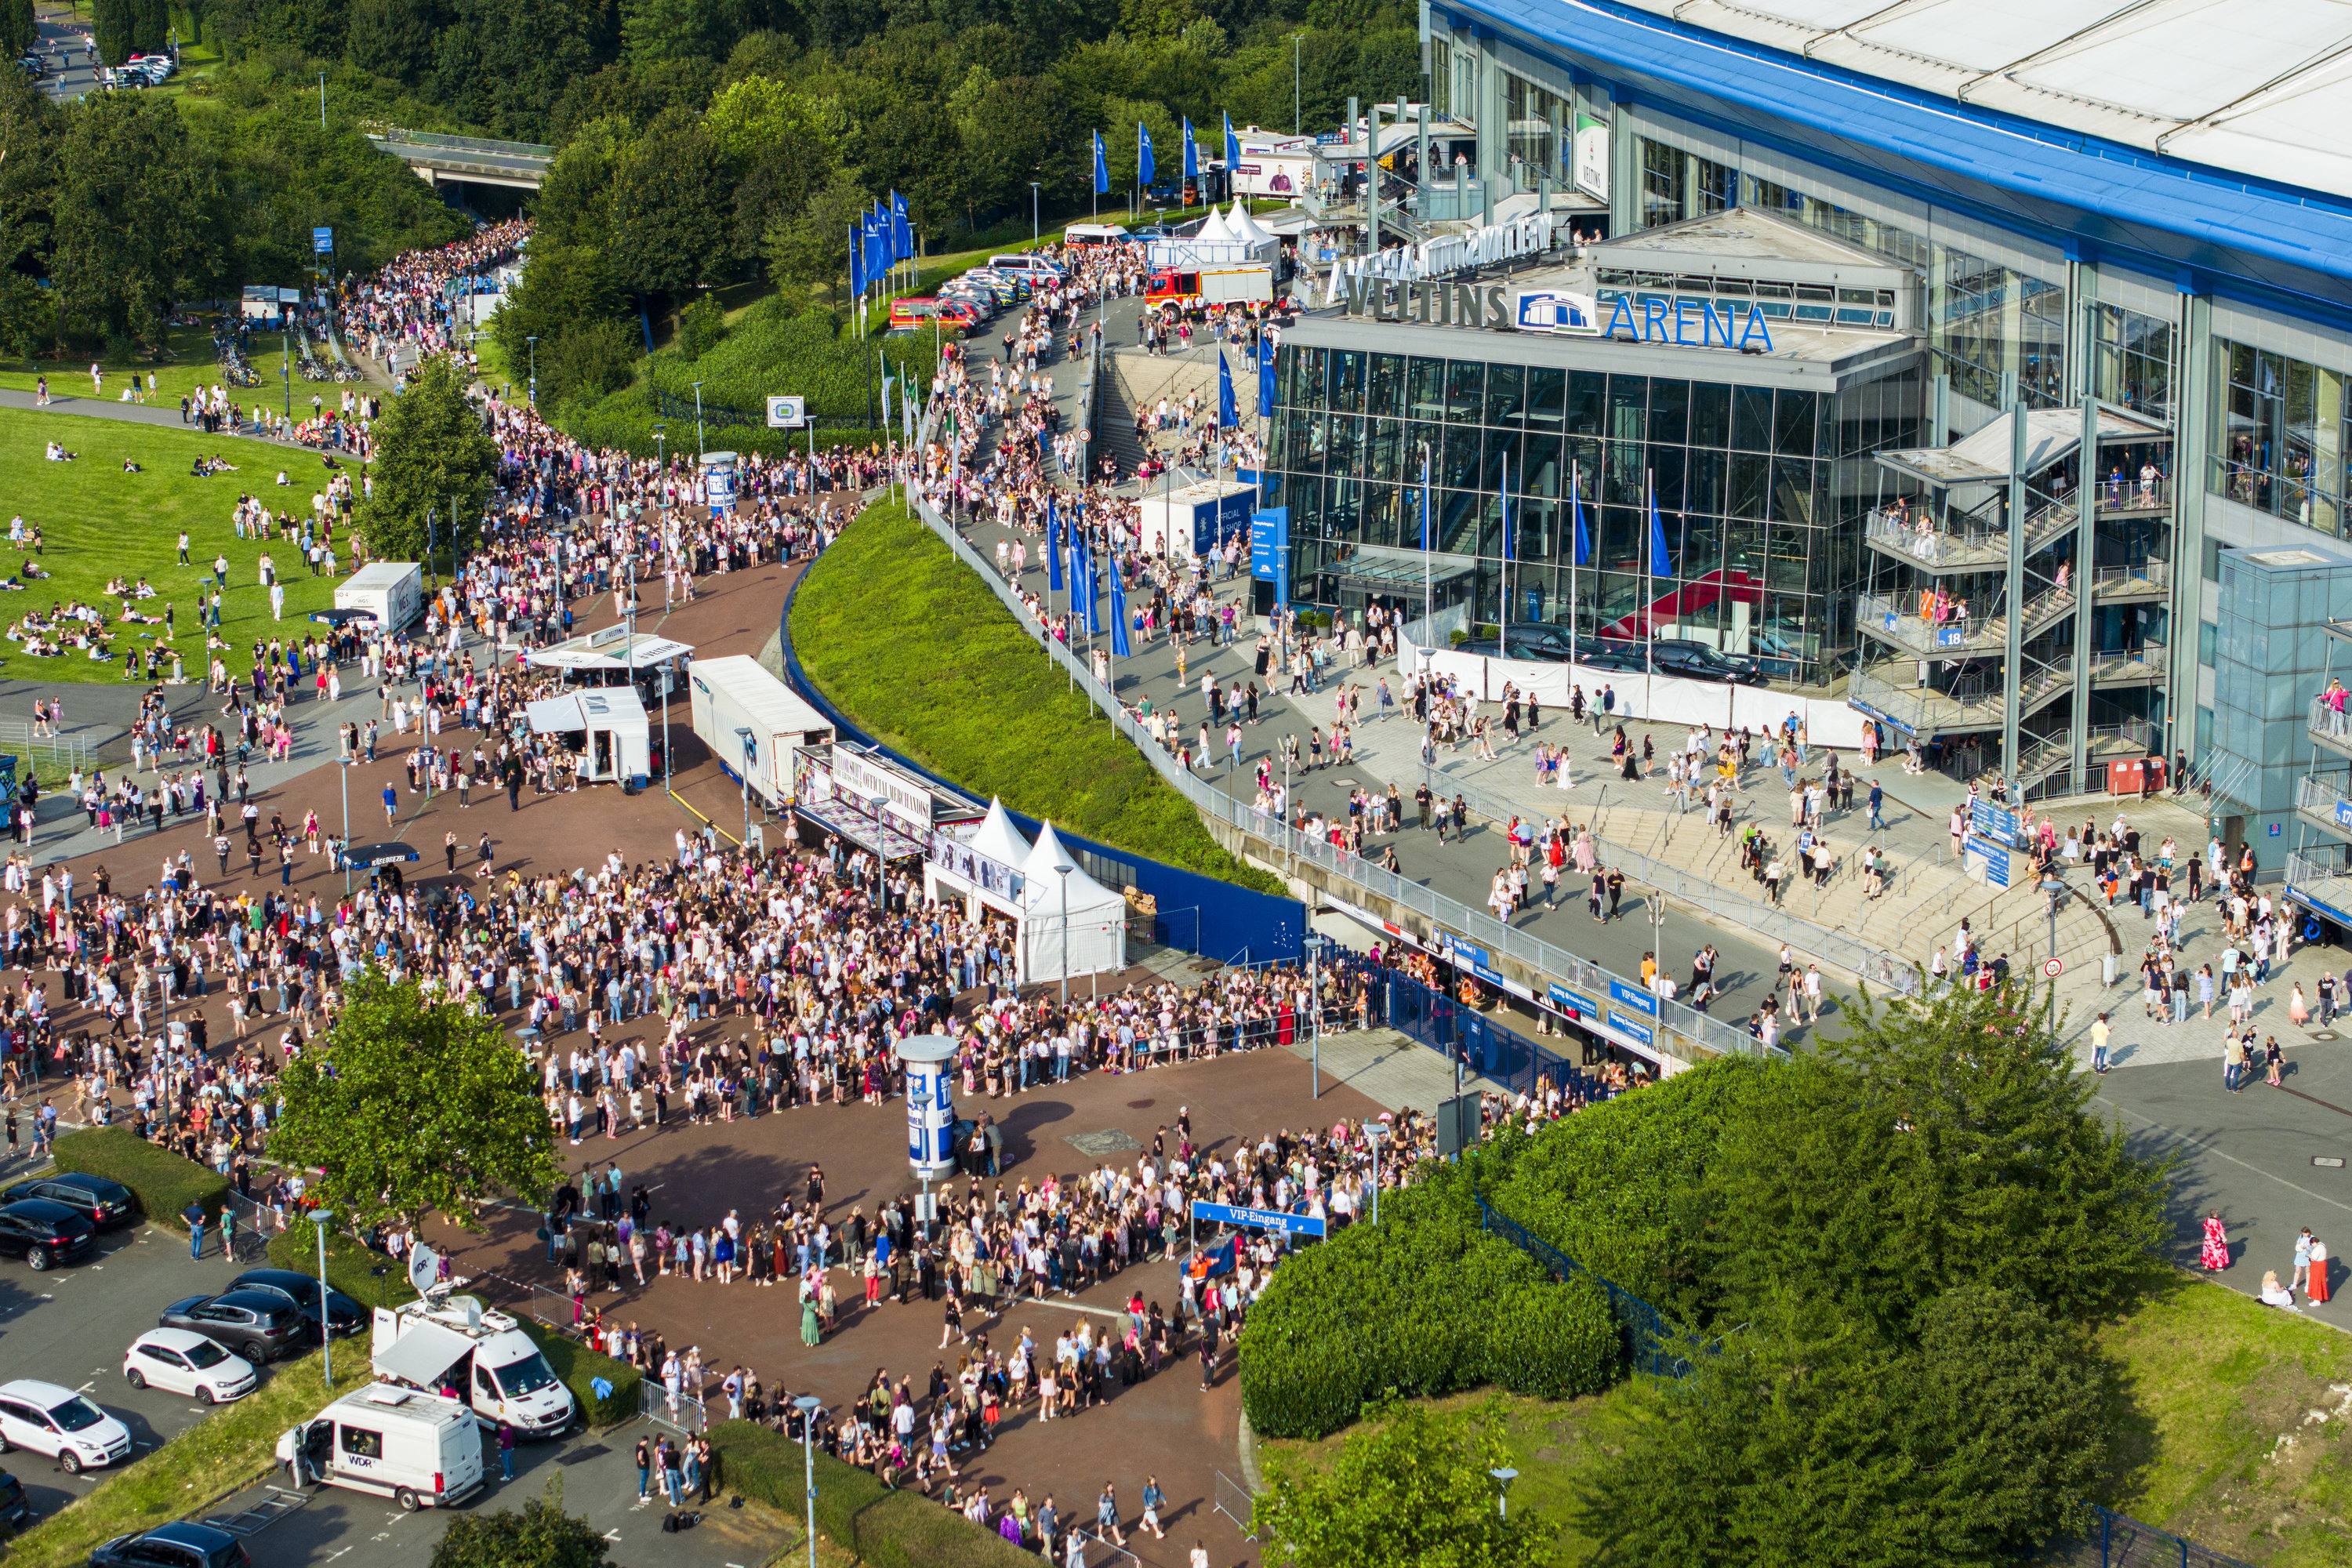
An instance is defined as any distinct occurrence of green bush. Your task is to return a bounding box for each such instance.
[712,1420,1036,1565]
[855,1490,1040,1568]
[518,1321,641,1427]
[49,1128,228,1232]
[643,295,934,426]
[1237,1181,1621,1439]
[558,383,889,460]
[794,499,1287,895]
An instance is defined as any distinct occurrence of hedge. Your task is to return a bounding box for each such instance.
[559,381,891,460]
[643,296,935,419]
[794,500,1287,895]
[49,1128,229,1232]
[1486,1055,1777,1323]
[521,1320,641,1428]
[1237,1180,1621,1439]
[709,1419,1036,1568]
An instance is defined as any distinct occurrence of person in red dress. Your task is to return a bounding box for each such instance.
[2200,1211,2231,1272]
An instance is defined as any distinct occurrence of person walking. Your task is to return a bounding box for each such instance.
[183,1203,205,1260]
[2200,1211,2230,1272]
[1140,1476,1168,1541]
[1096,1483,1127,1549]
[636,1436,652,1500]
[2089,1011,2111,1074]
[497,1420,515,1481]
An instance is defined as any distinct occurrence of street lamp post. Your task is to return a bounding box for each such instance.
[794,1395,823,1568]
[281,323,291,419]
[1490,1468,1519,1519]
[1291,34,1305,136]
[653,426,666,476]
[1057,864,1073,1007]
[692,381,706,458]
[338,757,353,893]
[307,1209,336,1384]
[1031,182,1041,242]
[526,336,538,408]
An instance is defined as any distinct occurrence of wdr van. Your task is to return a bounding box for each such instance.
[276,1385,484,1512]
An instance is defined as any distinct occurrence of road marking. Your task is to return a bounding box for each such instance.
[2100,1096,2352,1216]
[603,1529,622,1543]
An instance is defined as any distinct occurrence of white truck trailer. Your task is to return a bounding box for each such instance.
[688,655,837,810]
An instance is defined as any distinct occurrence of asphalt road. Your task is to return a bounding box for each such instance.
[0,1198,263,1523]
[27,13,107,100]
[198,1421,793,1568]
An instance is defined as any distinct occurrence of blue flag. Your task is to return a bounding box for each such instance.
[1082,540,1102,636]
[1224,111,1240,172]
[1110,554,1131,659]
[1571,484,1591,566]
[1260,350,1276,416]
[1218,352,1237,430]
[1138,122,1155,190]
[1182,118,1198,180]
[1047,499,1064,593]
[1649,486,1671,578]
[1094,131,1109,194]
[1419,472,1431,552]
[874,201,893,265]
[891,191,912,263]
[850,216,866,296]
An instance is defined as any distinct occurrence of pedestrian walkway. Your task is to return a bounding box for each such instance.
[0,385,310,448]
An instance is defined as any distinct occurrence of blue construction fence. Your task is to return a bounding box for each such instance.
[773,575,1304,966]
[2046,1508,2253,1568]
[1319,944,1621,1102]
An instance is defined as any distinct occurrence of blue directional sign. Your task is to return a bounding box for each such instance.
[1607,979,1659,1018]
[1190,1200,1327,1239]
[313,227,333,254]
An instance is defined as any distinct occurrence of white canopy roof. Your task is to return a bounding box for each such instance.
[1228,200,1277,248]
[1018,820,1126,916]
[528,626,693,671]
[376,1320,476,1387]
[1195,208,1238,245]
[524,685,648,735]
[969,797,1034,869]
[1881,405,2170,485]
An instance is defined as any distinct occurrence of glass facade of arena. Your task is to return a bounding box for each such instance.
[1262,343,1921,687]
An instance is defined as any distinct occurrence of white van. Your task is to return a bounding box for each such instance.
[989,253,1066,281]
[371,1293,577,1437]
[276,1385,485,1512]
[1063,223,1131,249]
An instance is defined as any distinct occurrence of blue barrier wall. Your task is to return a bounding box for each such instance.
[774,574,1304,967]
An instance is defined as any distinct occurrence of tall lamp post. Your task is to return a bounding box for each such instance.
[794,1395,823,1568]
[526,336,538,408]
[692,381,706,459]
[307,1209,336,1385]
[1031,182,1041,242]
[1291,35,1305,136]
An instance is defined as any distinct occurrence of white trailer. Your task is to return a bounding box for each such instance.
[688,655,837,810]
[335,563,423,630]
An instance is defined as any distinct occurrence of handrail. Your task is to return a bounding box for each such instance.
[905,494,1784,1060]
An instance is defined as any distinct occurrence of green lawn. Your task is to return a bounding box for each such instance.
[1257,1276,2352,1567]
[0,405,350,684]
[0,318,336,412]
[793,499,1286,894]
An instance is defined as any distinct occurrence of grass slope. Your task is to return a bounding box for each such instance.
[793,499,1284,895]
[0,406,344,684]
[0,322,307,411]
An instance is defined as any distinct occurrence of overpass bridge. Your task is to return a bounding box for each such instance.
[372,129,552,191]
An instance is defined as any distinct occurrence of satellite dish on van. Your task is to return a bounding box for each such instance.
[408,1243,441,1298]
[456,1296,484,1331]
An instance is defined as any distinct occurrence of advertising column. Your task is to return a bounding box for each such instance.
[700,450,740,515]
[895,1035,960,1239]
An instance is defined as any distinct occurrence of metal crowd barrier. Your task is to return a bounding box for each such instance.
[907,495,1780,1061]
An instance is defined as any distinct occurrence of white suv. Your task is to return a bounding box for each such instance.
[0,1378,132,1472]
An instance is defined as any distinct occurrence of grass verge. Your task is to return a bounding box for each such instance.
[5,1346,370,1568]
[0,405,346,684]
[49,1127,227,1232]
[793,498,1285,895]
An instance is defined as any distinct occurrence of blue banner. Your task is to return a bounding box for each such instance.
[1224,111,1239,170]
[1094,131,1109,194]
[1138,122,1155,189]
[891,191,912,263]
[1218,352,1237,430]
[1191,1200,1327,1239]
[1182,118,1198,180]
[1110,557,1131,658]
[1607,979,1659,1018]
[1259,349,1276,416]
[1047,499,1063,593]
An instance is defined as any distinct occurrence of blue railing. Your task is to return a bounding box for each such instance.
[1320,947,1619,1102]
[2049,1507,2253,1568]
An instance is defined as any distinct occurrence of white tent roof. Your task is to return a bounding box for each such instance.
[969,797,1034,869]
[1018,820,1126,916]
[1195,208,1237,245]
[1229,201,1276,248]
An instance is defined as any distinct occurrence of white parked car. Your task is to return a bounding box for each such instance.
[0,1378,133,1472]
[124,1329,260,1404]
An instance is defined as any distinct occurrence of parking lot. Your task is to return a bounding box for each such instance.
[198,1421,793,1568]
[0,1214,265,1522]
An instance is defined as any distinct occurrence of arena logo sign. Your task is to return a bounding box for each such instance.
[1341,279,1775,354]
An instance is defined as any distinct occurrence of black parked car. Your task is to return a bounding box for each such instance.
[158,1290,307,1364]
[1649,637,1769,685]
[89,1521,252,1568]
[228,1269,368,1339]
[0,1467,27,1534]
[0,1200,96,1272]
[1573,640,1653,674]
[2,1173,136,1230]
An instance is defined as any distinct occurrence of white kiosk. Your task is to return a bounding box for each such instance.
[701,451,739,515]
[524,686,652,787]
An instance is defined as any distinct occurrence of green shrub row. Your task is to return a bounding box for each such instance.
[710,1419,1036,1568]
[643,296,935,423]
[558,381,891,461]
[49,1128,229,1233]
[1237,1181,1621,1439]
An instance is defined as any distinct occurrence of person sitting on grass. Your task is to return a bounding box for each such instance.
[44,441,77,462]
[20,560,47,581]
[121,456,142,473]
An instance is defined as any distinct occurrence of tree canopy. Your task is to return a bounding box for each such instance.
[353,357,503,567]
[268,970,560,1234]
[431,1489,615,1568]
[1257,1401,1559,1568]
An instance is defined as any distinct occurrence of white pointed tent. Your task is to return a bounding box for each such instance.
[968,797,1033,868]
[1228,200,1277,249]
[1195,207,1239,245]
[922,796,1033,919]
[1018,820,1129,980]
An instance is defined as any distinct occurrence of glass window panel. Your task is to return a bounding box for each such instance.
[1770,458,1815,524]
[1483,427,1523,492]
[1650,444,1686,514]
[1443,425,1481,489]
[1733,386,1773,452]
[1484,363,1525,429]
[1773,391,1817,457]
[1366,353,1404,419]
[1729,452,1768,520]
[1566,372,1605,436]
[1327,413,1362,477]
[1603,441,1644,507]
[1766,524,1808,590]
[1723,518,1765,579]
[1523,430,1564,499]
[1686,448,1726,517]
[1367,416,1401,483]
[1330,350,1365,408]
[1677,516,1723,579]
[1600,506,1639,572]
[1409,358,1446,421]
[1608,376,1648,444]
[1690,382,1730,448]
[1649,379,1690,446]
[1526,366,1565,429]
[1445,360,1485,423]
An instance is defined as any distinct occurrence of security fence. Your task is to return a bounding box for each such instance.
[909,495,1779,1063]
[2042,1506,2252,1568]
[1473,1193,1693,1381]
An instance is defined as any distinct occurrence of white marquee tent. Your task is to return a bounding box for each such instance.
[1018,820,1128,980]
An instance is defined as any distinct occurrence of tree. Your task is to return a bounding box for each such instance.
[432,1488,615,1568]
[1255,1402,1556,1568]
[1693,982,2172,1341]
[762,167,868,299]
[350,357,502,571]
[604,110,735,298]
[53,94,225,352]
[92,0,136,63]
[269,970,561,1236]
[1584,1288,2106,1568]
[0,0,34,63]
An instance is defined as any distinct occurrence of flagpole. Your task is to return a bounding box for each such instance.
[1570,460,1580,670]
[1646,469,1657,661]
[1500,448,1509,653]
[1421,443,1432,640]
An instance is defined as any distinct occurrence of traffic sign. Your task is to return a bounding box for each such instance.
[313,227,333,254]
[1189,1200,1327,1239]
[765,395,806,428]
[2043,957,2064,978]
